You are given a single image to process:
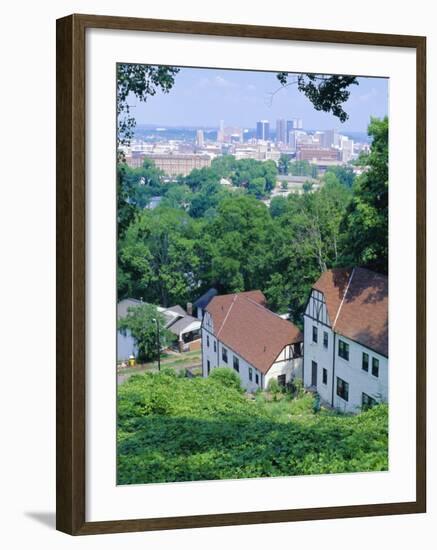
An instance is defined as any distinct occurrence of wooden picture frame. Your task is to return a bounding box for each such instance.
[56,13,426,535]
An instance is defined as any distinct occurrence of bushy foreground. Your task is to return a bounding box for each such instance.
[117,369,388,485]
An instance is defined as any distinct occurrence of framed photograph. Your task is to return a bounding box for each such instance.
[56,14,426,535]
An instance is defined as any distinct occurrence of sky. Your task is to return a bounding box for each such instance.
[132,66,388,133]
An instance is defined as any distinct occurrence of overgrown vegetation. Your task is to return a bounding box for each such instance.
[117,369,388,484]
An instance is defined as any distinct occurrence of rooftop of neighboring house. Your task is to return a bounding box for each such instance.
[312,267,388,357]
[117,298,143,320]
[117,299,200,336]
[193,288,218,311]
[205,290,303,374]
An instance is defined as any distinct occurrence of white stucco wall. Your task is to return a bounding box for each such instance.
[332,334,388,413]
[264,357,302,388]
[303,311,388,413]
[303,314,334,405]
[117,329,137,361]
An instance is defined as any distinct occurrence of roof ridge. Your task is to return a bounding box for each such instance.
[216,294,238,338]
[332,267,355,329]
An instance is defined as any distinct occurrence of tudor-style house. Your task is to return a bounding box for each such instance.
[303,267,388,413]
[201,290,303,391]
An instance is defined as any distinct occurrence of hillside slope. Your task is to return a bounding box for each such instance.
[117,369,388,484]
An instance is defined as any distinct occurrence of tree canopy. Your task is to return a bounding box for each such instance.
[117,63,179,150]
[118,303,175,361]
[276,73,359,122]
[339,117,388,273]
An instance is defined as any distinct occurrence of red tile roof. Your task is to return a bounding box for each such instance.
[205,291,303,374]
[313,267,388,356]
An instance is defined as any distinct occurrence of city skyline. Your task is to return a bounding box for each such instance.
[131,66,389,132]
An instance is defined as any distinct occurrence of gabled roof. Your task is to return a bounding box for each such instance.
[205,291,303,374]
[165,304,187,318]
[117,298,143,319]
[168,315,201,336]
[313,267,388,356]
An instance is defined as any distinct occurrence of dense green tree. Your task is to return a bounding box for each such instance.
[117,64,179,150]
[204,195,272,293]
[269,196,288,218]
[160,183,192,210]
[339,117,388,273]
[118,303,174,362]
[278,154,290,175]
[118,207,202,306]
[210,155,238,178]
[289,160,313,177]
[117,159,166,237]
[248,177,266,198]
[324,164,356,188]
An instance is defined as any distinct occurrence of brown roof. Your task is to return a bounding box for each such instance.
[314,267,388,356]
[205,291,303,374]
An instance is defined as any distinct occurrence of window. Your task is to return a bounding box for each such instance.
[323,331,329,348]
[336,377,349,401]
[207,335,210,348]
[255,373,259,385]
[312,326,318,343]
[362,392,377,410]
[362,352,369,372]
[322,368,328,385]
[233,356,239,372]
[248,367,253,381]
[207,360,210,375]
[278,374,286,387]
[213,340,216,352]
[372,357,379,378]
[338,339,349,360]
[222,347,228,363]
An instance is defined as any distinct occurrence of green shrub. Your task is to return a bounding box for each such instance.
[160,366,177,378]
[209,367,242,393]
[117,370,388,485]
[267,378,283,400]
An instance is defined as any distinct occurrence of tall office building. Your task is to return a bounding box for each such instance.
[321,129,339,148]
[293,118,303,129]
[341,137,354,162]
[256,120,270,141]
[196,129,205,148]
[276,119,287,144]
[286,120,294,144]
[288,130,307,150]
[217,120,225,142]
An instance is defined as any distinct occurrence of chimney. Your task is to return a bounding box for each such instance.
[186,302,193,316]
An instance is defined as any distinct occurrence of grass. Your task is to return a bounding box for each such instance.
[118,349,201,375]
[117,368,388,485]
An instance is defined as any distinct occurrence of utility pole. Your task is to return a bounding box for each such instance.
[153,318,161,371]
[156,318,161,371]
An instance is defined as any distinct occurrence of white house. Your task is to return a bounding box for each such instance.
[201,290,303,392]
[117,299,201,361]
[303,267,388,413]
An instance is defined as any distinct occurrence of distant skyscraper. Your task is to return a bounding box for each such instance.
[256,120,270,141]
[217,120,225,142]
[276,119,286,144]
[288,130,307,150]
[321,129,339,148]
[286,120,294,144]
[196,129,205,148]
[341,137,354,162]
[293,118,303,129]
